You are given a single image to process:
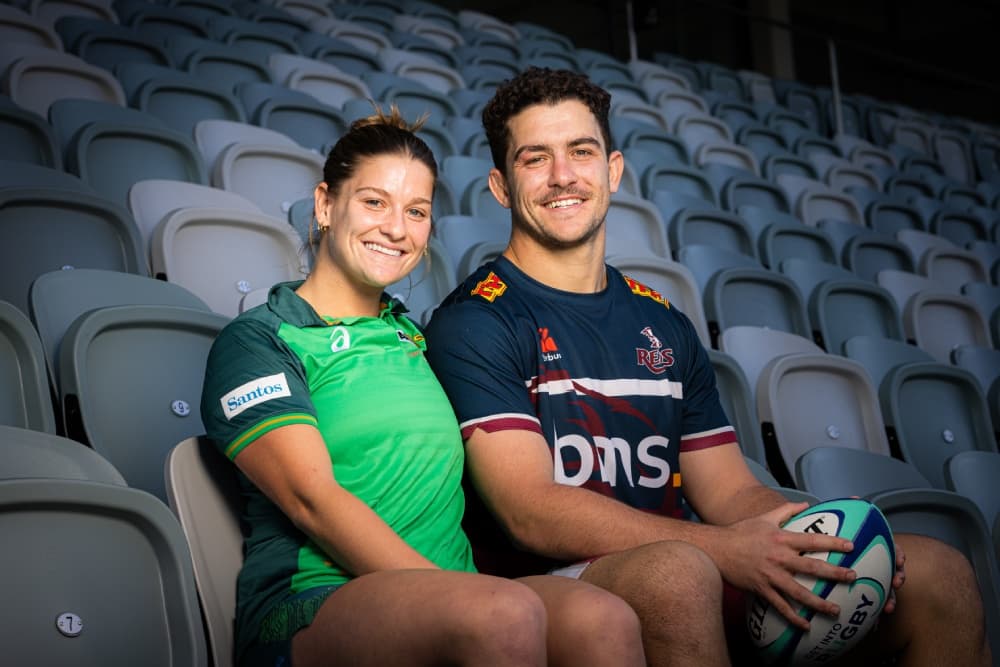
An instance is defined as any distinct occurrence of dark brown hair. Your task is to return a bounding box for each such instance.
[482,67,613,175]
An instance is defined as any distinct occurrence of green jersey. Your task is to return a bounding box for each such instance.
[201,281,474,661]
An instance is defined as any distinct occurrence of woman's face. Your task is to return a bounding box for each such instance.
[315,153,434,295]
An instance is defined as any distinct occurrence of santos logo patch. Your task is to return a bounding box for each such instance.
[221,372,291,420]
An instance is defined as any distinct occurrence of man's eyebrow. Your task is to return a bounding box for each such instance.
[512,136,603,162]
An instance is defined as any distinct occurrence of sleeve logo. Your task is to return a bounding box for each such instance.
[623,275,670,308]
[471,271,508,302]
[220,372,291,420]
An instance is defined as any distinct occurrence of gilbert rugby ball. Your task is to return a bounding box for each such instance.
[745,498,896,665]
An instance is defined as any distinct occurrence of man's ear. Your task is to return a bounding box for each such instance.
[607,150,624,194]
[487,167,512,209]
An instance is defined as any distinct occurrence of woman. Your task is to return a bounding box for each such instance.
[200,107,645,667]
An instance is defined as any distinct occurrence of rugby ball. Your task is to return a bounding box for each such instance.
[745,498,896,666]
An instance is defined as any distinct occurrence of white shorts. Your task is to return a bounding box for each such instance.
[548,558,598,580]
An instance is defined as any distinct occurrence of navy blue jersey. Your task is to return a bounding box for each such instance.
[425,256,735,576]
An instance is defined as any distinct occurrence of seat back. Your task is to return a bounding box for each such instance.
[58,305,230,501]
[166,435,243,667]
[386,237,456,326]
[0,423,124,482]
[29,268,211,390]
[150,207,307,317]
[0,478,207,666]
[0,301,56,433]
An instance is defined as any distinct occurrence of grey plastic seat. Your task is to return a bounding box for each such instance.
[195,120,323,220]
[679,244,810,347]
[611,255,711,349]
[0,4,62,49]
[945,450,1000,541]
[882,360,996,488]
[54,16,172,71]
[205,15,301,60]
[294,32,379,77]
[780,258,905,353]
[28,268,211,392]
[166,435,243,667]
[849,187,924,236]
[704,164,789,214]
[441,155,493,210]
[737,204,838,269]
[386,237,456,326]
[878,269,991,363]
[58,304,229,501]
[267,52,370,110]
[0,94,61,168]
[722,326,890,484]
[0,43,125,117]
[150,207,307,318]
[743,455,819,504]
[666,206,757,261]
[0,162,147,314]
[117,63,246,137]
[0,423,123,482]
[818,221,916,281]
[776,173,864,227]
[238,82,348,152]
[0,301,56,433]
[166,35,272,92]
[459,174,509,225]
[795,445,1000,658]
[128,179,263,261]
[0,478,208,666]
[643,164,717,205]
[606,191,671,260]
[49,99,208,209]
[379,46,464,94]
[434,214,510,280]
[708,350,766,465]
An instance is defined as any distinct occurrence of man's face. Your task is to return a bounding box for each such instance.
[488,99,623,251]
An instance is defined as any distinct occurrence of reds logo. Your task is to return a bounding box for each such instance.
[623,276,670,308]
[636,326,674,374]
[471,272,507,302]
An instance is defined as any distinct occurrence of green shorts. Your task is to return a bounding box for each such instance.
[240,585,341,667]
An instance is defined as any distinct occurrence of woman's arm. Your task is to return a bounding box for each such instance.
[235,423,438,575]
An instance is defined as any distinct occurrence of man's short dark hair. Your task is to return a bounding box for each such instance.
[482,67,613,175]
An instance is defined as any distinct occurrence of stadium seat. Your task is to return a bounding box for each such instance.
[780,258,904,353]
[50,98,208,208]
[776,173,864,227]
[238,81,348,153]
[457,9,519,42]
[28,267,211,392]
[0,477,208,665]
[58,304,229,500]
[0,301,56,433]
[165,435,243,667]
[707,350,766,465]
[434,214,510,279]
[961,282,1000,347]
[642,163,717,206]
[736,204,838,269]
[833,133,896,171]
[194,119,323,220]
[54,16,172,71]
[205,15,301,60]
[703,163,788,213]
[0,423,123,481]
[165,34,272,92]
[944,450,1000,543]
[807,154,880,193]
[150,206,307,317]
[679,245,810,347]
[760,152,820,182]
[878,269,991,361]
[606,191,671,260]
[361,71,460,119]
[117,63,246,137]
[0,43,125,116]
[664,204,757,261]
[267,53,370,110]
[0,3,62,49]
[0,93,61,168]
[312,16,391,54]
[818,221,916,281]
[294,32,379,77]
[0,161,147,314]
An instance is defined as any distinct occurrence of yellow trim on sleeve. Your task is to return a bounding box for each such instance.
[225,413,319,459]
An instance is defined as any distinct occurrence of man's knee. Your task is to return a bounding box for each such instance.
[896,533,984,616]
[585,540,724,610]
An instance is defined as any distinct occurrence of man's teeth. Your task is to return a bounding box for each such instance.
[546,198,583,209]
[364,242,401,256]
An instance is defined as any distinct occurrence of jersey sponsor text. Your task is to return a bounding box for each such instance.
[221,372,291,419]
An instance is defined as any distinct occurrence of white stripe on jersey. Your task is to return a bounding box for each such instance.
[527,376,684,399]
[680,425,735,441]
[459,412,542,431]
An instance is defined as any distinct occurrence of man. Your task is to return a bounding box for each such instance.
[424,67,991,666]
